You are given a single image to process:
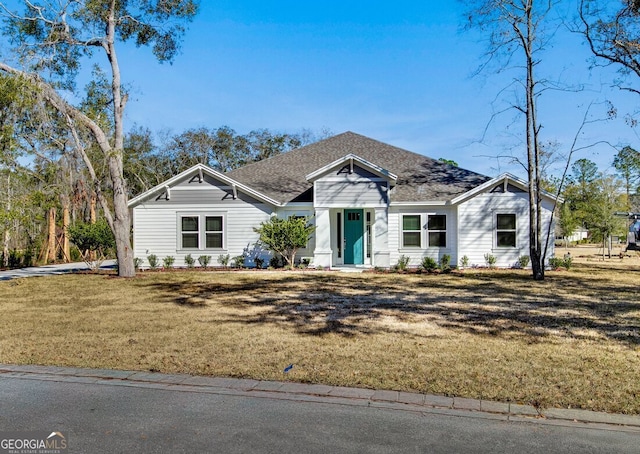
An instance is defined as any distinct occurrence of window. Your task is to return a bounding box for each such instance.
[205,216,223,248]
[496,214,516,247]
[180,214,225,250]
[402,215,422,248]
[337,212,342,258]
[427,215,446,247]
[366,211,372,258]
[181,216,199,249]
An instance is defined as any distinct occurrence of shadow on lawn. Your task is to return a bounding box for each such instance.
[140,271,640,345]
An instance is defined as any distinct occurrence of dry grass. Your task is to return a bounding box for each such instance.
[1,255,639,414]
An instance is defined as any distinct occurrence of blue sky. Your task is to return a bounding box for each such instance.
[109,1,639,178]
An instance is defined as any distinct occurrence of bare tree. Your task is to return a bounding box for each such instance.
[579,0,640,95]
[0,1,198,276]
[464,0,559,280]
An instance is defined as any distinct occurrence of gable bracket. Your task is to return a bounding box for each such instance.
[198,167,203,183]
[232,184,238,200]
[349,158,353,174]
[165,185,171,200]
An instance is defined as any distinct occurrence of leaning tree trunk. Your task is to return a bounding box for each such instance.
[108,159,135,277]
[105,8,134,277]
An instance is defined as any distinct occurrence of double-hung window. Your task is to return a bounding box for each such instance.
[180,214,225,250]
[181,216,199,249]
[427,215,446,247]
[205,216,223,248]
[402,215,422,248]
[496,214,516,247]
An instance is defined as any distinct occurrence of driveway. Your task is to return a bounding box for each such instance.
[0,260,116,280]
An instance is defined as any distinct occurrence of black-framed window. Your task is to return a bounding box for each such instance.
[180,214,225,250]
[496,214,516,247]
[181,216,199,249]
[427,215,446,247]
[205,216,223,248]
[402,215,421,248]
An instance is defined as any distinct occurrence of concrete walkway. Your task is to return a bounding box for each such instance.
[0,260,116,280]
[1,363,638,432]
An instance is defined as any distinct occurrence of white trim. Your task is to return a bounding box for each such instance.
[128,163,281,208]
[177,211,227,252]
[494,212,518,249]
[305,153,398,182]
[400,213,423,249]
[450,173,560,205]
[426,214,447,248]
[391,201,449,207]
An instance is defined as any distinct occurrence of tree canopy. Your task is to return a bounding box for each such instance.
[0,0,199,277]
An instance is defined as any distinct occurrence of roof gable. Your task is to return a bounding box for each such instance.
[225,132,491,204]
[450,173,561,205]
[128,163,280,208]
[305,154,398,183]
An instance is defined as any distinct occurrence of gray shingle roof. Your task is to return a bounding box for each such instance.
[224,131,491,204]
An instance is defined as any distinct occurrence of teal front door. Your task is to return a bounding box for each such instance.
[344,209,364,265]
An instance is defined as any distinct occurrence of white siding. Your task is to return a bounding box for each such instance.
[314,164,389,207]
[388,206,458,268]
[457,191,554,268]
[278,206,316,262]
[133,188,273,268]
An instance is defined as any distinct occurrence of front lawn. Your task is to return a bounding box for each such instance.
[1,264,639,414]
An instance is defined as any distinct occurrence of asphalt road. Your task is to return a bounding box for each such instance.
[0,376,637,454]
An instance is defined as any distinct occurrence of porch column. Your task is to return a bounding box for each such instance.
[312,208,332,268]
[373,207,390,267]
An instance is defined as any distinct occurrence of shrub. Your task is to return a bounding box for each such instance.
[421,256,438,272]
[518,255,530,269]
[133,257,143,271]
[484,253,497,268]
[460,255,469,268]
[300,257,311,268]
[254,215,316,267]
[232,255,245,268]
[70,246,82,262]
[549,256,573,270]
[163,256,175,269]
[184,254,195,268]
[254,257,264,269]
[269,255,282,268]
[396,255,410,271]
[217,254,230,267]
[563,256,573,270]
[439,254,451,271]
[68,220,116,270]
[198,255,211,268]
[147,254,159,270]
[7,249,23,268]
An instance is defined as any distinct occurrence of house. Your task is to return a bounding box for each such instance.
[556,227,589,244]
[128,132,557,269]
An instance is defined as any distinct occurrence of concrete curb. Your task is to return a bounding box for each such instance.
[1,363,639,431]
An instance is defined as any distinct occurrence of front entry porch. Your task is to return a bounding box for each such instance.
[311,207,390,269]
